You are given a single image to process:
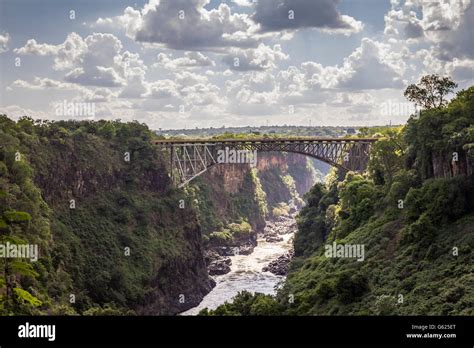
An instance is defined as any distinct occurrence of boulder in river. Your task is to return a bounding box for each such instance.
[265,235,283,243]
[215,246,235,256]
[262,251,294,276]
[208,258,232,276]
[237,244,255,255]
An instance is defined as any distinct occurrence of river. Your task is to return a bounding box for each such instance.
[181,220,294,315]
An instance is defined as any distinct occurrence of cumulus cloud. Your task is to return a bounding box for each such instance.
[415,48,474,82]
[252,0,363,35]
[385,0,474,60]
[451,58,474,81]
[277,38,403,94]
[175,71,209,85]
[137,69,221,113]
[0,33,11,53]
[10,77,116,104]
[14,38,60,56]
[223,44,289,71]
[0,104,49,120]
[5,0,473,128]
[123,52,220,103]
[63,33,127,87]
[181,82,221,106]
[94,6,143,38]
[426,0,474,60]
[14,32,147,88]
[145,79,180,99]
[64,66,124,87]
[14,33,87,70]
[384,8,423,39]
[328,92,375,114]
[232,0,253,7]
[335,38,404,89]
[82,87,115,103]
[154,51,215,69]
[119,69,147,99]
[11,77,79,90]
[96,0,259,51]
[225,71,280,115]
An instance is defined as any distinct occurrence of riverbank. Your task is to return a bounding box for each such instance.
[181,214,296,315]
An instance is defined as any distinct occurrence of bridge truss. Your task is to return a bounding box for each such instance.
[153,138,377,188]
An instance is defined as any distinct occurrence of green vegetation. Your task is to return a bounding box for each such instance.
[186,150,321,246]
[0,116,210,315]
[161,125,354,139]
[3,77,470,317]
[186,169,266,245]
[256,153,313,216]
[203,82,474,316]
[208,220,253,247]
[250,168,269,218]
[272,202,290,218]
[0,115,328,315]
[199,291,284,316]
[404,86,474,180]
[404,74,457,109]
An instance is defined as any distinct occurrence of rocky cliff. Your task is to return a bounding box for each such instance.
[0,118,214,315]
[188,151,326,255]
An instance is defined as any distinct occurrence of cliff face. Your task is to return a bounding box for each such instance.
[136,212,214,315]
[431,151,473,178]
[404,87,474,181]
[190,151,326,250]
[287,154,321,197]
[257,152,322,212]
[0,119,213,315]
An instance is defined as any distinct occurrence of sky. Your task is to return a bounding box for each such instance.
[0,0,473,130]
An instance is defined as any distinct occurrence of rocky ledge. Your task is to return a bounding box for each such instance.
[208,258,231,276]
[262,250,294,276]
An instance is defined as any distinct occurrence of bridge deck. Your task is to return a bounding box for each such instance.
[152,137,378,145]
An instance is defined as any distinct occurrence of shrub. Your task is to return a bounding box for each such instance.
[208,229,233,244]
[272,202,290,217]
[3,211,32,223]
[334,272,369,304]
[316,279,335,300]
[228,221,252,236]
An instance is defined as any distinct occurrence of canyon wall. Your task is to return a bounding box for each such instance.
[0,118,213,315]
[189,152,327,253]
[0,116,330,315]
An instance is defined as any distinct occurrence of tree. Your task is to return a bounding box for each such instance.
[368,127,405,186]
[0,234,42,314]
[404,74,457,109]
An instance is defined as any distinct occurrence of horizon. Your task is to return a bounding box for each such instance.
[1,114,404,132]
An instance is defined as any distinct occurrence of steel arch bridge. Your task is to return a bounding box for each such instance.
[152,137,378,188]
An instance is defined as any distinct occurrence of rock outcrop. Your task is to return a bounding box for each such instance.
[262,251,294,276]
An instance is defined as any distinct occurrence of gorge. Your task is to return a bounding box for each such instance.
[1,86,473,316]
[0,117,329,315]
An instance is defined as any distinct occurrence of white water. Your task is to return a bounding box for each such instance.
[182,232,294,315]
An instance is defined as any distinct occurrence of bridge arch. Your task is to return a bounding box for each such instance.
[153,138,377,188]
